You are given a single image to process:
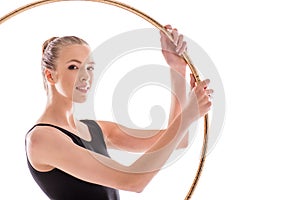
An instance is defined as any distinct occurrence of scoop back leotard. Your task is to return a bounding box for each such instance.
[25,120,120,200]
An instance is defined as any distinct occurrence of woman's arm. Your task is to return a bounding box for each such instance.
[161,25,191,149]
[98,121,166,152]
[27,84,211,193]
[99,26,192,152]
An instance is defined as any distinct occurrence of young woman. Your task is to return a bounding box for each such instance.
[25,25,213,199]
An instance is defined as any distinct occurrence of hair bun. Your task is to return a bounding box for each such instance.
[42,37,58,54]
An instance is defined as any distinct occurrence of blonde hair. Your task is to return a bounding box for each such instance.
[41,36,89,90]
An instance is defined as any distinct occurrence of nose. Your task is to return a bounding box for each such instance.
[79,69,90,82]
[80,76,88,82]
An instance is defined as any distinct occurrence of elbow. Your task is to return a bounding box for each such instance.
[133,186,145,194]
[135,181,148,193]
[117,164,157,193]
[120,184,145,193]
[125,181,147,193]
[119,175,149,193]
[177,137,189,149]
[180,130,190,149]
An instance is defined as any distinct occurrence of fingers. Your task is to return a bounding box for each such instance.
[172,28,179,45]
[164,24,172,30]
[205,89,214,96]
[194,79,213,99]
[176,36,187,55]
[188,77,213,118]
[161,24,187,55]
[203,101,212,114]
[172,29,186,55]
[198,79,210,89]
[190,76,212,92]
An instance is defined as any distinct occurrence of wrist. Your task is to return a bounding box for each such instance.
[170,65,186,77]
[170,67,186,84]
[180,107,196,128]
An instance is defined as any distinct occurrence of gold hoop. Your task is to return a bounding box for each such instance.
[0,1,209,199]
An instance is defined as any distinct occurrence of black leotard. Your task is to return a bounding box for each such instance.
[25,120,120,200]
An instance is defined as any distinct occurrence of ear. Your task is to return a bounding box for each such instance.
[44,68,57,84]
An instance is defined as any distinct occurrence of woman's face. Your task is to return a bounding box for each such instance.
[54,44,94,103]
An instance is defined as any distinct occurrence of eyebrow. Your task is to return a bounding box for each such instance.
[66,59,95,65]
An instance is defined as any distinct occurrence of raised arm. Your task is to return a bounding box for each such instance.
[161,25,192,149]
[100,26,193,152]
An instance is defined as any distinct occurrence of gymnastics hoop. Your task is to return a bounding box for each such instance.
[0,1,209,199]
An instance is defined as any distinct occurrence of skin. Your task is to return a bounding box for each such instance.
[26,26,213,193]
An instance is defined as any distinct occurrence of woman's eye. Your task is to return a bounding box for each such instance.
[68,65,78,70]
[87,66,95,71]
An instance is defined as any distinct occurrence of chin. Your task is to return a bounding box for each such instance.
[73,97,88,103]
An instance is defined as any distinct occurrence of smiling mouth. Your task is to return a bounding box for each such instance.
[75,86,90,94]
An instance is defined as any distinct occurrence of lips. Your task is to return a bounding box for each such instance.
[75,85,90,93]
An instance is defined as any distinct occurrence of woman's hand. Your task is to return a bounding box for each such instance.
[160,25,187,76]
[184,79,213,121]
[160,25,213,122]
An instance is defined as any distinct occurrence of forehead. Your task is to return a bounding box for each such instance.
[58,44,93,63]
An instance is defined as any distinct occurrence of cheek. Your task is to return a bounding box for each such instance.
[59,73,77,91]
[89,72,94,84]
[66,74,77,85]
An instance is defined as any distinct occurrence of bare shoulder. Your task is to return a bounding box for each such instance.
[26,125,72,171]
[26,125,71,149]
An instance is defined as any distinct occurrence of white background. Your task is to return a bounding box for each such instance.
[1,0,300,199]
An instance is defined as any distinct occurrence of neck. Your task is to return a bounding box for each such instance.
[40,89,76,128]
